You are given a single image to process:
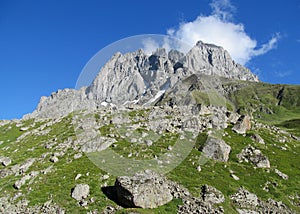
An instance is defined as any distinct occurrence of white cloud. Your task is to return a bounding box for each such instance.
[166,0,280,65]
[210,0,235,20]
[142,38,160,55]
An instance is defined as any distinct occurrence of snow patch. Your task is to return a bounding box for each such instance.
[144,90,165,106]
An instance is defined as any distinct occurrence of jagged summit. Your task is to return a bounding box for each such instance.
[26,40,259,118]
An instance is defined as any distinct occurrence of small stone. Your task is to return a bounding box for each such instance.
[50,156,58,163]
[231,174,240,180]
[196,166,202,172]
[145,140,153,146]
[0,156,11,166]
[75,174,82,180]
[274,169,288,180]
[101,174,110,180]
[74,153,82,159]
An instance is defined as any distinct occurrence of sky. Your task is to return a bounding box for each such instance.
[0,0,299,119]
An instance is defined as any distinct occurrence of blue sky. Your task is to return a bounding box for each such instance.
[0,0,299,119]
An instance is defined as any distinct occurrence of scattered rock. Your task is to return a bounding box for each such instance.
[232,115,251,134]
[50,156,59,163]
[274,169,289,180]
[237,145,270,168]
[14,171,39,189]
[201,137,231,162]
[81,136,116,153]
[230,187,259,208]
[19,158,36,174]
[71,184,90,201]
[236,208,259,214]
[196,166,202,172]
[115,170,173,208]
[74,153,82,159]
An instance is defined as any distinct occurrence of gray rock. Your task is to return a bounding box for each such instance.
[50,156,59,163]
[230,187,259,208]
[238,145,270,168]
[81,136,116,153]
[27,41,259,119]
[250,134,265,144]
[274,169,289,180]
[201,137,231,162]
[71,184,90,201]
[115,170,173,208]
[14,171,39,189]
[231,174,240,181]
[19,158,36,174]
[232,115,251,134]
[0,156,11,166]
[201,185,225,204]
[236,209,259,214]
[186,41,258,82]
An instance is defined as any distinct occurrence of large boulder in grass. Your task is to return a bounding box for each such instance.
[201,137,231,162]
[71,184,90,201]
[115,170,173,208]
[232,115,251,134]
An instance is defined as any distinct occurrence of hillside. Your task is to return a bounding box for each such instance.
[0,41,299,213]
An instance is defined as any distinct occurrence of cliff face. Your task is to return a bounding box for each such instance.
[27,40,258,119]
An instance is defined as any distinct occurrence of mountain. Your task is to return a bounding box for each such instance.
[1,41,299,214]
[26,41,258,119]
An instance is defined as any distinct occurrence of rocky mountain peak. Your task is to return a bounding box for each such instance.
[27,40,259,118]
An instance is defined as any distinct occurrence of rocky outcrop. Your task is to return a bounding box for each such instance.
[185,41,258,82]
[115,170,173,208]
[24,88,98,119]
[232,115,251,134]
[237,145,270,168]
[201,137,231,162]
[230,187,259,209]
[201,185,225,204]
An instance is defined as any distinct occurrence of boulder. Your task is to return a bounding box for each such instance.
[201,185,225,204]
[71,184,90,201]
[115,170,173,208]
[232,115,251,134]
[201,137,231,162]
[250,134,265,144]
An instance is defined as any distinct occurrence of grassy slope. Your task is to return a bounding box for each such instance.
[0,81,299,213]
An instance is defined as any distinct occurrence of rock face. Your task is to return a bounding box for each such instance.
[71,184,90,201]
[27,41,259,119]
[237,145,270,168]
[201,137,231,162]
[186,41,258,82]
[115,170,173,208]
[232,115,251,134]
